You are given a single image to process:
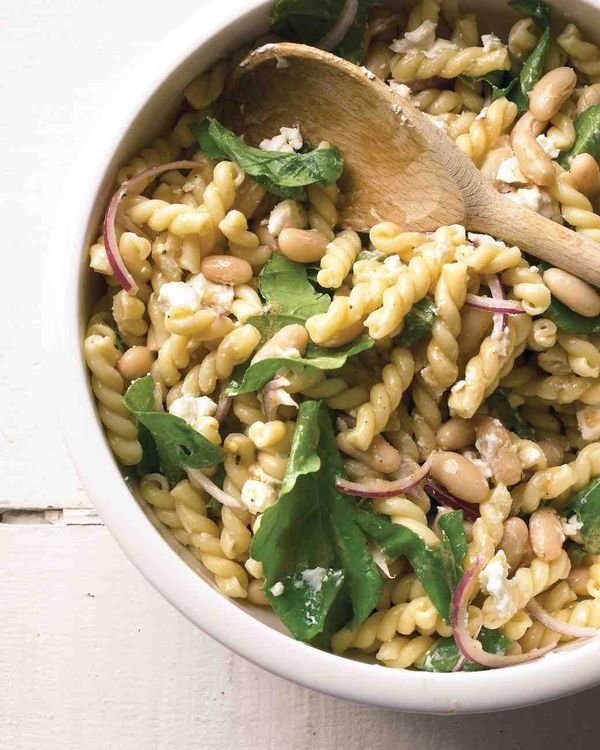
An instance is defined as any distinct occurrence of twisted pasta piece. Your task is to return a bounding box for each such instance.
[412,88,463,114]
[501,262,551,316]
[520,598,600,652]
[231,284,263,322]
[112,290,147,344]
[481,550,571,628]
[406,0,441,30]
[317,230,361,289]
[376,635,437,669]
[421,261,468,391]
[528,318,558,352]
[455,236,522,273]
[455,98,518,166]
[448,313,532,419]
[550,170,600,242]
[127,194,212,238]
[157,334,190,386]
[513,371,600,405]
[219,209,260,249]
[391,43,510,84]
[116,138,180,193]
[307,182,339,240]
[467,484,513,568]
[345,348,415,450]
[183,60,229,109]
[508,17,540,60]
[369,223,428,260]
[84,331,142,465]
[213,324,261,380]
[370,495,437,547]
[557,24,600,79]
[557,332,600,378]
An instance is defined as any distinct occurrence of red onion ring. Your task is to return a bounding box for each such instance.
[317,0,359,52]
[424,479,480,522]
[487,273,507,339]
[104,160,205,293]
[452,557,559,668]
[187,468,242,509]
[215,394,232,424]
[263,375,291,392]
[526,597,600,639]
[336,454,433,498]
[263,388,298,421]
[465,293,523,315]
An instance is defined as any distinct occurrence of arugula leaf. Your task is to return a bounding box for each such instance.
[567,477,600,554]
[510,0,550,25]
[395,298,437,347]
[251,401,382,641]
[544,297,600,335]
[226,335,373,396]
[486,389,535,439]
[463,70,518,102]
[124,376,223,484]
[190,118,344,200]
[244,254,331,340]
[417,628,512,672]
[270,0,373,64]
[560,105,600,167]
[352,508,465,622]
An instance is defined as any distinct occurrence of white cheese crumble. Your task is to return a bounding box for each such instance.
[390,20,437,53]
[561,515,583,537]
[479,551,514,619]
[481,33,503,52]
[259,125,303,153]
[360,65,376,79]
[496,156,527,184]
[270,582,285,597]
[301,567,328,592]
[240,479,278,513]
[388,80,412,97]
[267,199,307,237]
[505,186,562,222]
[250,43,278,56]
[536,133,561,159]
[269,345,302,359]
[168,395,217,430]
[463,449,493,478]
[422,39,457,59]
[158,282,201,317]
[577,405,600,441]
[491,326,511,357]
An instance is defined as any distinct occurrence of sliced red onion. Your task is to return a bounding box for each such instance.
[487,273,507,339]
[263,375,291,392]
[317,0,358,52]
[336,455,433,498]
[526,597,600,639]
[104,160,205,293]
[215,394,232,424]
[263,388,298,421]
[452,557,559,668]
[424,479,480,522]
[465,293,523,315]
[187,467,242,508]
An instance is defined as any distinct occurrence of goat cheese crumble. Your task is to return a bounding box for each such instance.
[168,395,217,430]
[480,551,514,619]
[390,19,437,53]
[259,126,303,153]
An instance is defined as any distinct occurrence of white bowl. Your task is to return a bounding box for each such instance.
[50,0,600,713]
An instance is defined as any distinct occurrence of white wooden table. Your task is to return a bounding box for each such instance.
[2,1,600,747]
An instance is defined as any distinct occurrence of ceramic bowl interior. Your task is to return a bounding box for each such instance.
[53,0,600,713]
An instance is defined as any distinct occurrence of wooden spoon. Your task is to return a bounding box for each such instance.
[223,42,600,285]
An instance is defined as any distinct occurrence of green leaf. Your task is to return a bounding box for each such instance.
[352,509,465,623]
[251,401,382,641]
[486,389,536,439]
[544,297,600,335]
[567,477,600,554]
[438,511,468,585]
[417,628,512,672]
[124,376,223,484]
[511,26,551,113]
[270,0,374,64]
[189,118,344,200]
[463,70,518,102]
[395,298,437,347]
[243,254,333,342]
[559,105,600,167]
[509,0,550,25]
[226,335,373,396]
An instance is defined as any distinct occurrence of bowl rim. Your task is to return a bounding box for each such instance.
[47,0,600,714]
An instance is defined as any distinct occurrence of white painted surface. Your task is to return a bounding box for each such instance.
[1,0,600,747]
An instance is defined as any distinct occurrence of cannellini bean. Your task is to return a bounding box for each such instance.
[278,228,329,263]
[499,517,530,571]
[475,416,522,486]
[436,418,476,451]
[251,324,309,363]
[200,255,253,285]
[529,67,577,122]
[567,566,591,596]
[254,221,279,251]
[577,83,600,115]
[430,451,489,504]
[529,508,565,562]
[336,432,402,474]
[543,268,600,317]
[117,346,154,380]
[568,153,600,195]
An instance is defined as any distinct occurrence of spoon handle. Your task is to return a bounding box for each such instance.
[468,189,600,286]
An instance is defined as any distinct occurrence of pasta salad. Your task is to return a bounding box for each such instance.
[84,0,600,672]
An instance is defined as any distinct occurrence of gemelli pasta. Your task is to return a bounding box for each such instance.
[84,0,600,672]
